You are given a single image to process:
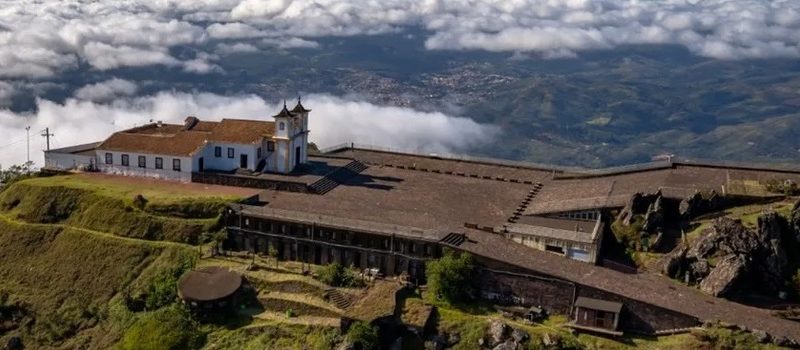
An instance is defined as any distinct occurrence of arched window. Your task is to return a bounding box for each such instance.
[279,122,285,131]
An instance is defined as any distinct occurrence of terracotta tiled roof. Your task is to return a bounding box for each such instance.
[207,119,275,144]
[97,118,275,157]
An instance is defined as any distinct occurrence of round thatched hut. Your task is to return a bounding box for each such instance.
[178,266,242,311]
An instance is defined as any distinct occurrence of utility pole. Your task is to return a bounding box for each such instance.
[25,126,30,163]
[41,127,54,151]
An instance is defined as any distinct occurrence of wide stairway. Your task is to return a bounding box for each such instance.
[324,288,354,310]
[308,160,368,194]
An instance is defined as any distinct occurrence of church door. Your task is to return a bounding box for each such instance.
[295,146,301,166]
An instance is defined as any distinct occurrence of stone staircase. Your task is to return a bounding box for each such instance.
[507,183,544,223]
[308,160,368,194]
[324,288,354,310]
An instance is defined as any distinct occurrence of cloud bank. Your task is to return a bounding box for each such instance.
[0,91,497,167]
[1,0,799,80]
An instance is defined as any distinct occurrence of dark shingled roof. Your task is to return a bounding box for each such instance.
[291,100,311,113]
[273,105,295,118]
[575,296,623,313]
[178,266,242,302]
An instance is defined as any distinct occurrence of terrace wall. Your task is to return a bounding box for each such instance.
[192,172,310,192]
[472,255,699,334]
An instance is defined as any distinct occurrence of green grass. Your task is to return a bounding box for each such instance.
[411,296,761,350]
[20,174,242,205]
[0,180,225,244]
[202,322,338,350]
[0,218,198,349]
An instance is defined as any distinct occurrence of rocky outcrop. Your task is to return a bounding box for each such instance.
[487,319,509,347]
[480,319,530,350]
[663,213,792,298]
[679,190,724,221]
[616,190,669,251]
[643,196,665,232]
[698,255,747,297]
[619,191,662,226]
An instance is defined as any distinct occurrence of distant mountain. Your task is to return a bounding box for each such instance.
[10,33,800,167]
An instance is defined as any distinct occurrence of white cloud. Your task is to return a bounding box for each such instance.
[230,0,292,20]
[262,37,320,49]
[74,79,138,102]
[0,0,797,81]
[0,91,498,167]
[215,42,259,54]
[0,82,15,105]
[207,22,266,39]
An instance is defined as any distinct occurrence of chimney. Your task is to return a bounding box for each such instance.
[184,116,199,130]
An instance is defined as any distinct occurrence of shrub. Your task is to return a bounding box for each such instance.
[285,308,295,318]
[426,251,475,303]
[115,305,205,350]
[763,179,800,196]
[316,263,363,287]
[133,194,148,210]
[346,321,379,350]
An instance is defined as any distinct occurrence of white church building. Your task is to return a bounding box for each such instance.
[44,100,311,182]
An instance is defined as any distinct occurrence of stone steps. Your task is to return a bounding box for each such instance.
[324,288,353,310]
[309,160,368,194]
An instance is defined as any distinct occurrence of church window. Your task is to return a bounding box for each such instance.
[214,146,221,157]
[279,122,285,131]
[227,147,234,158]
[267,141,275,151]
[105,153,112,164]
[121,154,129,166]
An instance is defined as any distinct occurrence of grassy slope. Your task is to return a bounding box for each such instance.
[419,297,781,350]
[0,176,240,244]
[0,217,198,349]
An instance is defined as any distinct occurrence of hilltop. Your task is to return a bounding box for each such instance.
[0,171,795,349]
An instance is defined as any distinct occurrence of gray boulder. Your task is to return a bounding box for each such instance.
[679,191,703,220]
[753,212,789,292]
[643,195,665,232]
[511,328,529,343]
[699,255,747,297]
[662,246,687,278]
[488,319,509,346]
[751,329,771,344]
[687,259,711,283]
[492,340,517,350]
[447,332,461,346]
[679,191,724,221]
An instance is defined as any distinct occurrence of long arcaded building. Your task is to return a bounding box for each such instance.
[223,144,800,342]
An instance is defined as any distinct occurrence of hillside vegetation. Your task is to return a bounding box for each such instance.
[0,176,237,244]
[0,218,199,349]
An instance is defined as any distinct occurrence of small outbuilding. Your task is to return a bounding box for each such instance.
[178,266,242,311]
[568,297,623,336]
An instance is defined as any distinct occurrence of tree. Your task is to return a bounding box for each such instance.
[268,244,279,268]
[345,321,379,350]
[0,161,35,187]
[425,251,475,303]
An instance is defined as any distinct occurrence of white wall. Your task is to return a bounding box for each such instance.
[196,142,259,171]
[275,140,288,173]
[44,152,95,170]
[95,150,192,182]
